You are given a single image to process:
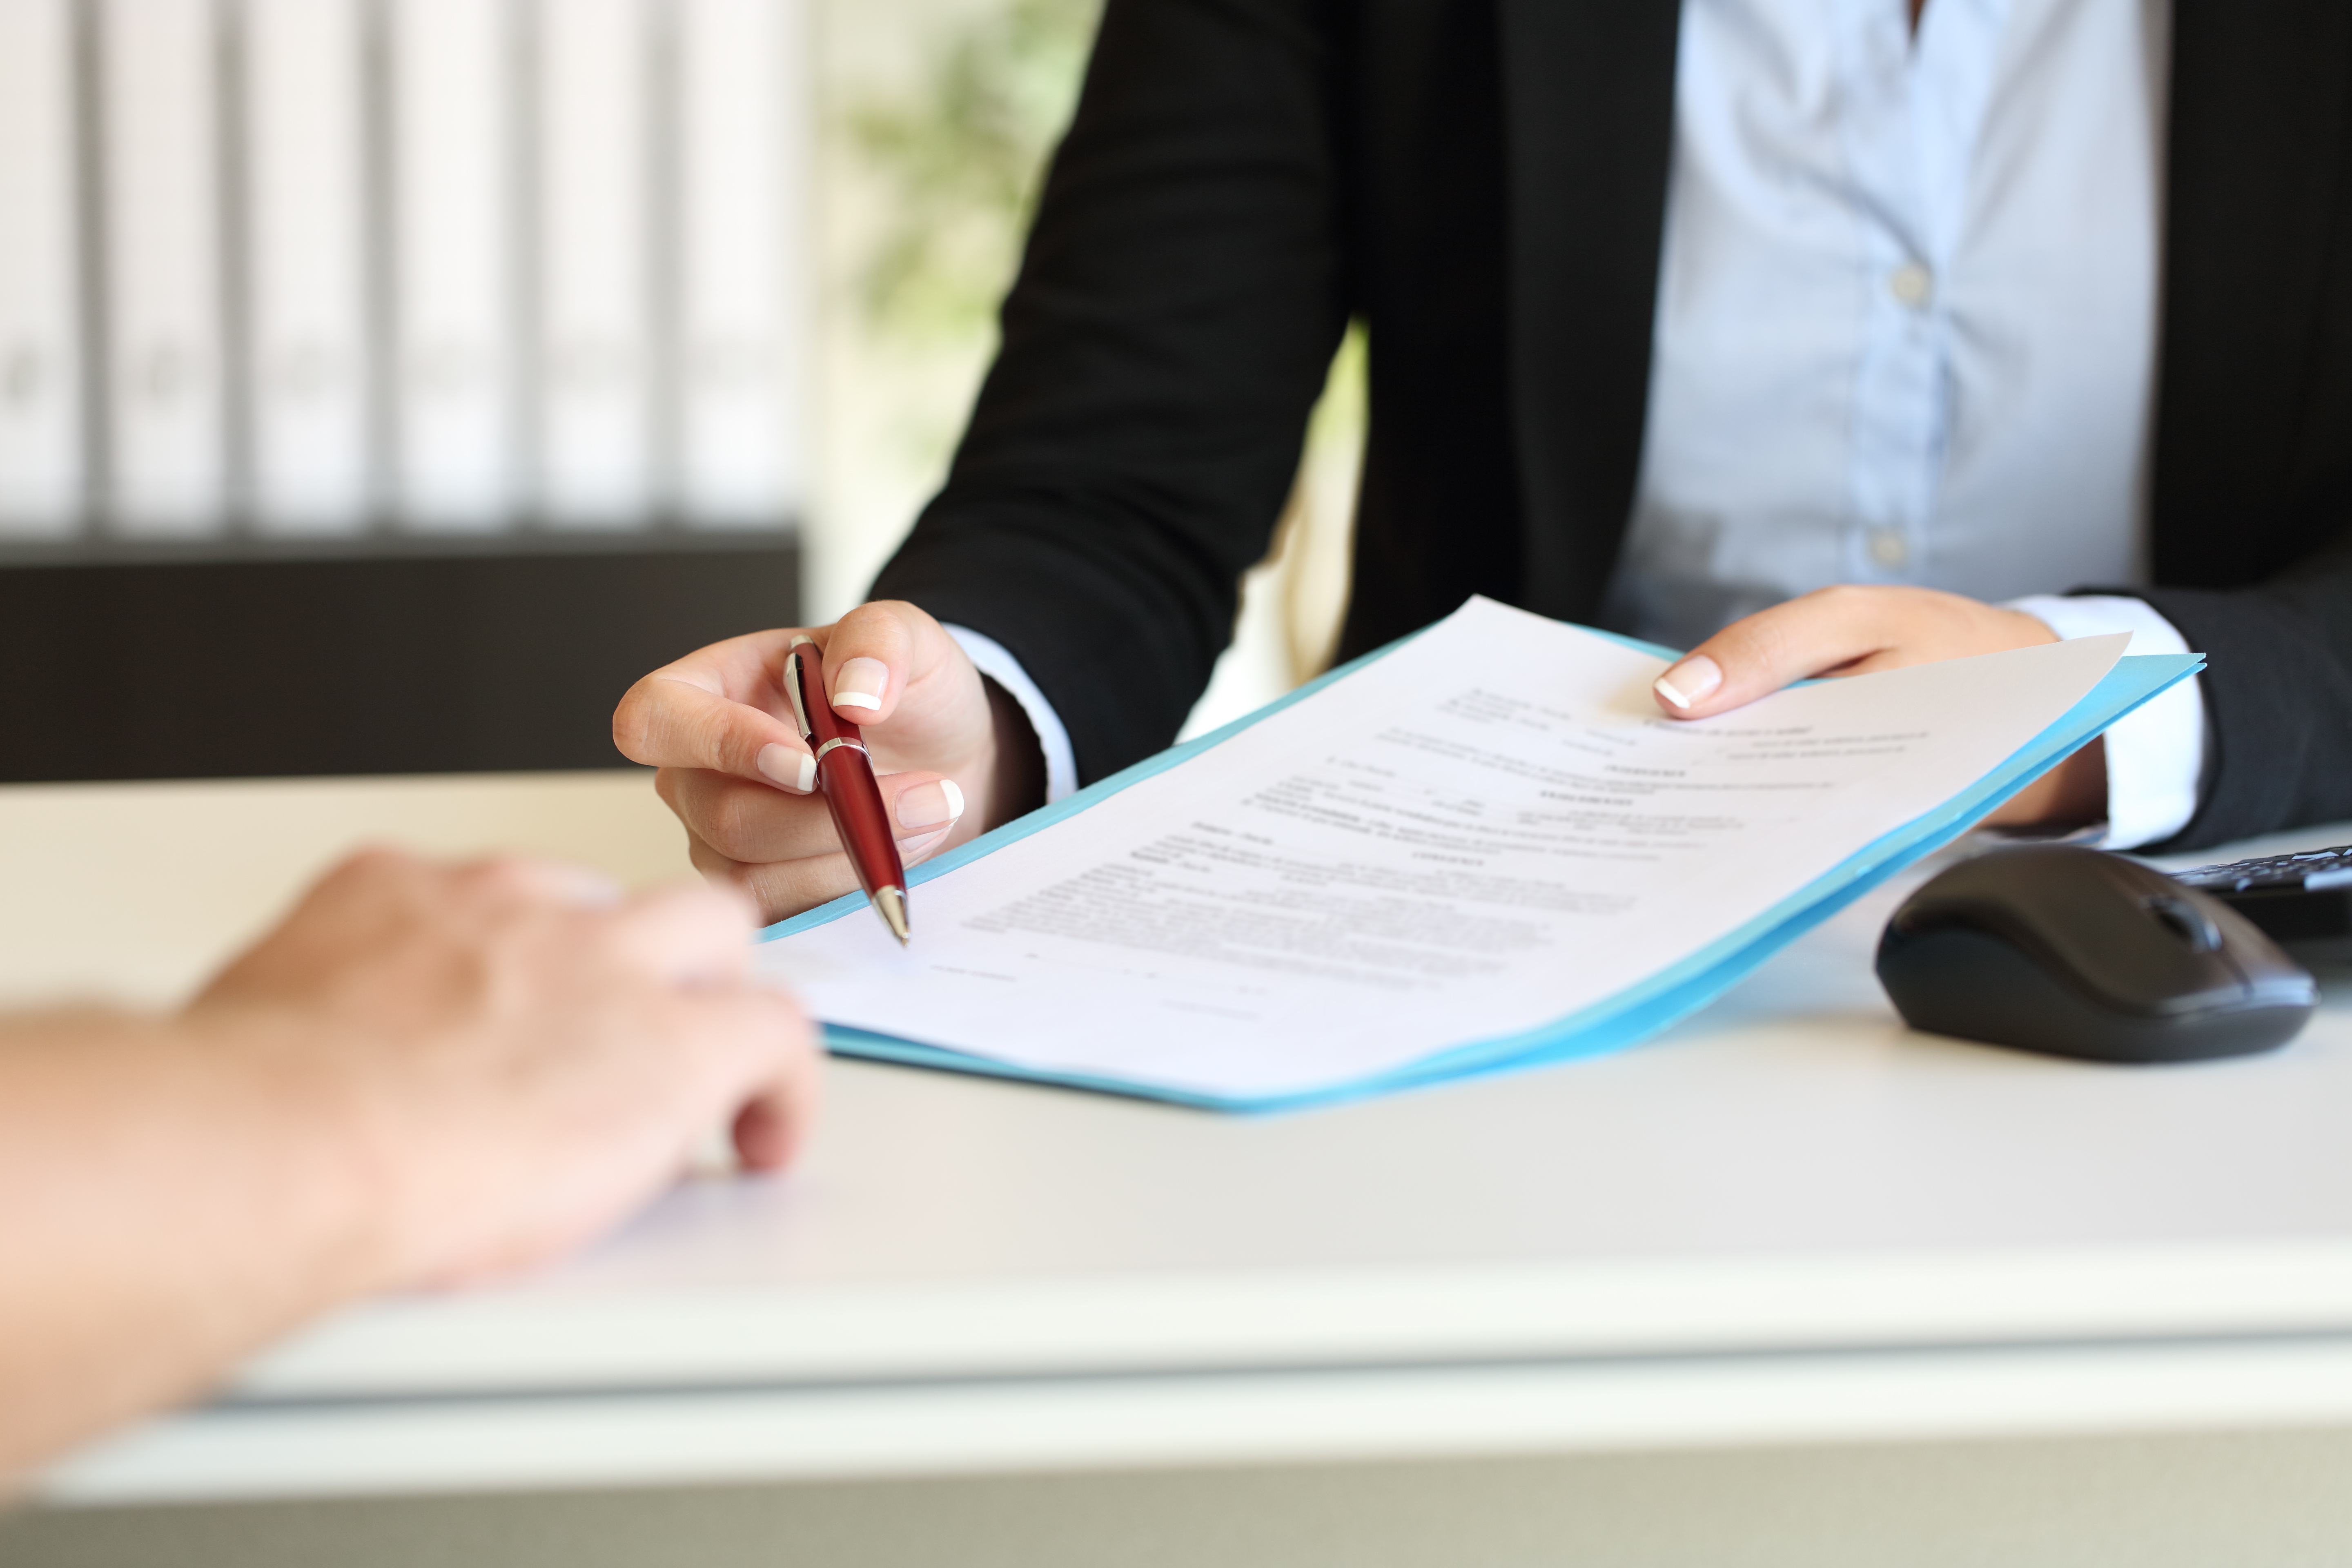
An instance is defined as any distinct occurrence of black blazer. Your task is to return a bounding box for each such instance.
[873,0,2352,851]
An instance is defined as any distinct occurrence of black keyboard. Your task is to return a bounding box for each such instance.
[2171,843,2352,959]
[2173,844,2352,895]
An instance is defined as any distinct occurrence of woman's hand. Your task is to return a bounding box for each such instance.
[1650,585,2108,829]
[613,600,1045,924]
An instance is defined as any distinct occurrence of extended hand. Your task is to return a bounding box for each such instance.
[1649,586,2107,829]
[186,850,820,1288]
[0,851,819,1475]
[613,600,1044,923]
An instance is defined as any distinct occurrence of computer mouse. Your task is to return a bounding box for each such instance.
[1876,846,2318,1064]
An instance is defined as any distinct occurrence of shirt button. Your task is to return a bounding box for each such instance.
[1868,528,1911,568]
[1889,262,1934,308]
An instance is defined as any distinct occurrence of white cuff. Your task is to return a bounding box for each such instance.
[2005,594,2206,850]
[944,625,1080,805]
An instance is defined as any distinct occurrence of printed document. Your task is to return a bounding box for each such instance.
[755,599,2129,1101]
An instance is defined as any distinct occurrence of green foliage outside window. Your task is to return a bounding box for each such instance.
[844,0,1367,685]
[848,0,1105,346]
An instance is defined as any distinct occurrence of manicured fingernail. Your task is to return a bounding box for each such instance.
[896,778,965,832]
[757,743,815,793]
[1654,655,1722,710]
[898,828,951,862]
[832,657,889,711]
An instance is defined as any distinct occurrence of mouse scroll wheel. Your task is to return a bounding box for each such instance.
[2142,893,2223,953]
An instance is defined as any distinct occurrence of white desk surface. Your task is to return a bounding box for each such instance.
[10,773,2352,1504]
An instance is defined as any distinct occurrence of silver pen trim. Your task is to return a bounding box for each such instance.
[782,650,813,740]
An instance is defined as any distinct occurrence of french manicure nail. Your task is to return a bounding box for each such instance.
[896,778,965,832]
[897,827,951,862]
[757,743,816,793]
[1654,655,1723,710]
[833,657,889,711]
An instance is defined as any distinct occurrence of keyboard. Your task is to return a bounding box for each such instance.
[2173,844,2352,895]
[2172,843,2352,960]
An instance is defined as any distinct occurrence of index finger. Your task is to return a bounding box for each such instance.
[613,630,816,789]
[600,882,760,988]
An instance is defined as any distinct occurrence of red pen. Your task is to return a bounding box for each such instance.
[783,636,911,944]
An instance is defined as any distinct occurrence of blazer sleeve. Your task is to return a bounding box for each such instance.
[867,0,1352,786]
[2116,533,2352,851]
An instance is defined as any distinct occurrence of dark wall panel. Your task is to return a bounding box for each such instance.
[0,546,797,783]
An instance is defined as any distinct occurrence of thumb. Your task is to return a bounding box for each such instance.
[1651,588,1892,719]
[816,600,924,724]
[817,599,979,731]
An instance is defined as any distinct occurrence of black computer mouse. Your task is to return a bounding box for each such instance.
[1876,846,2318,1064]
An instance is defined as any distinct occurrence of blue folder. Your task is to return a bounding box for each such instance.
[760,629,2205,1113]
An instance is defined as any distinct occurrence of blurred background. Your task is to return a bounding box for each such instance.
[0,0,1364,784]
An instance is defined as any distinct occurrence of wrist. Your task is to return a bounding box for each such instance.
[170,1002,415,1304]
[0,1003,407,1459]
[1984,737,2109,830]
[981,675,1049,829]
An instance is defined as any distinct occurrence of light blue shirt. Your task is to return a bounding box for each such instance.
[1607,0,2201,847]
[972,0,2208,849]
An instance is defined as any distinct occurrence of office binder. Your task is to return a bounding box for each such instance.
[534,0,654,530]
[98,0,229,537]
[388,0,521,532]
[675,0,804,530]
[242,0,372,535]
[0,0,86,538]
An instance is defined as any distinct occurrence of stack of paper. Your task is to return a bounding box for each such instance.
[756,600,2204,1110]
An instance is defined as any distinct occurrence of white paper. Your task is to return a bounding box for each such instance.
[388,0,520,532]
[757,600,2127,1100]
[534,0,655,529]
[674,0,804,530]
[243,0,373,535]
[99,0,228,537]
[0,0,87,537]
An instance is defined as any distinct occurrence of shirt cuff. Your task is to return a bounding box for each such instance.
[2005,594,2207,850]
[944,624,1079,805]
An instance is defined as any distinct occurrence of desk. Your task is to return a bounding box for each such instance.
[7,772,2352,1567]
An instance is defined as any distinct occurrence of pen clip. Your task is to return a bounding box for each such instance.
[783,638,815,741]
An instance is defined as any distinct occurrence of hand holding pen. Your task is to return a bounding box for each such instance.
[614,601,1039,927]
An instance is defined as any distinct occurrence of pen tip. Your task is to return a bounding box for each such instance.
[874,885,911,946]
